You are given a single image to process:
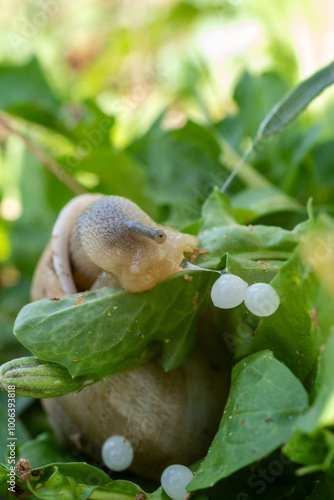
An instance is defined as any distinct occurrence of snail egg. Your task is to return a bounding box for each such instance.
[244,283,280,317]
[211,273,248,309]
[161,464,194,500]
[101,435,134,471]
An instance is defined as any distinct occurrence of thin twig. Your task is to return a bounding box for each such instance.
[0,113,87,195]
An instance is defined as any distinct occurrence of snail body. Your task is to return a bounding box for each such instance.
[32,194,198,298]
[31,194,230,480]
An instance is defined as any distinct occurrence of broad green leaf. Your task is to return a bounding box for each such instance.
[14,270,214,378]
[256,60,334,141]
[26,468,96,500]
[283,430,331,467]
[200,187,236,230]
[1,460,149,500]
[66,147,155,216]
[199,219,300,268]
[188,351,308,490]
[297,333,334,433]
[198,190,302,269]
[0,58,59,112]
[17,433,77,469]
[251,215,334,383]
[89,481,145,499]
[231,186,301,222]
[223,253,283,285]
[128,119,226,225]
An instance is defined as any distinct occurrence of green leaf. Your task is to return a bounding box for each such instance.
[223,253,283,285]
[89,480,145,499]
[250,215,334,383]
[26,467,97,500]
[128,119,226,225]
[14,271,214,378]
[17,433,78,469]
[231,186,301,222]
[297,333,334,433]
[217,71,290,145]
[283,430,331,467]
[0,58,59,112]
[200,187,237,230]
[199,218,300,269]
[66,147,155,216]
[1,460,149,500]
[256,60,334,141]
[188,351,309,490]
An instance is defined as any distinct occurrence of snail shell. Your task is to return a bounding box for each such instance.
[31,194,230,481]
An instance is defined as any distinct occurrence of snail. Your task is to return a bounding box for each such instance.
[31,193,199,298]
[31,194,230,481]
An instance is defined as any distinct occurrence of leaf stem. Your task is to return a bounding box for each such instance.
[0,113,86,195]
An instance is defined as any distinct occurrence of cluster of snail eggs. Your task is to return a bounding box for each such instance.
[101,436,193,500]
[211,273,280,317]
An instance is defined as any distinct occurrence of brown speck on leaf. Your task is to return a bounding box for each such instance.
[137,332,145,339]
[15,458,31,483]
[223,234,227,239]
[135,494,146,500]
[74,296,85,305]
[188,247,210,264]
[296,350,304,357]
[239,420,243,424]
[192,291,199,309]
[257,260,266,265]
[248,224,253,230]
[50,297,60,302]
[310,307,320,329]
[265,418,273,423]
[165,338,170,343]
[107,312,111,316]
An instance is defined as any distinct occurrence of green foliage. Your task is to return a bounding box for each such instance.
[1,1,334,498]
[14,271,215,378]
[189,351,309,490]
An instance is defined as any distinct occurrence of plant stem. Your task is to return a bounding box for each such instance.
[0,113,86,195]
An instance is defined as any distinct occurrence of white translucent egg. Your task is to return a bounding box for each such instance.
[161,464,194,500]
[244,283,280,317]
[101,435,134,471]
[211,273,249,309]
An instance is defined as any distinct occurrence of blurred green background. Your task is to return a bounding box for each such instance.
[0,0,334,369]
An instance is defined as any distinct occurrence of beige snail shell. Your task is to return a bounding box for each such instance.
[31,194,230,481]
